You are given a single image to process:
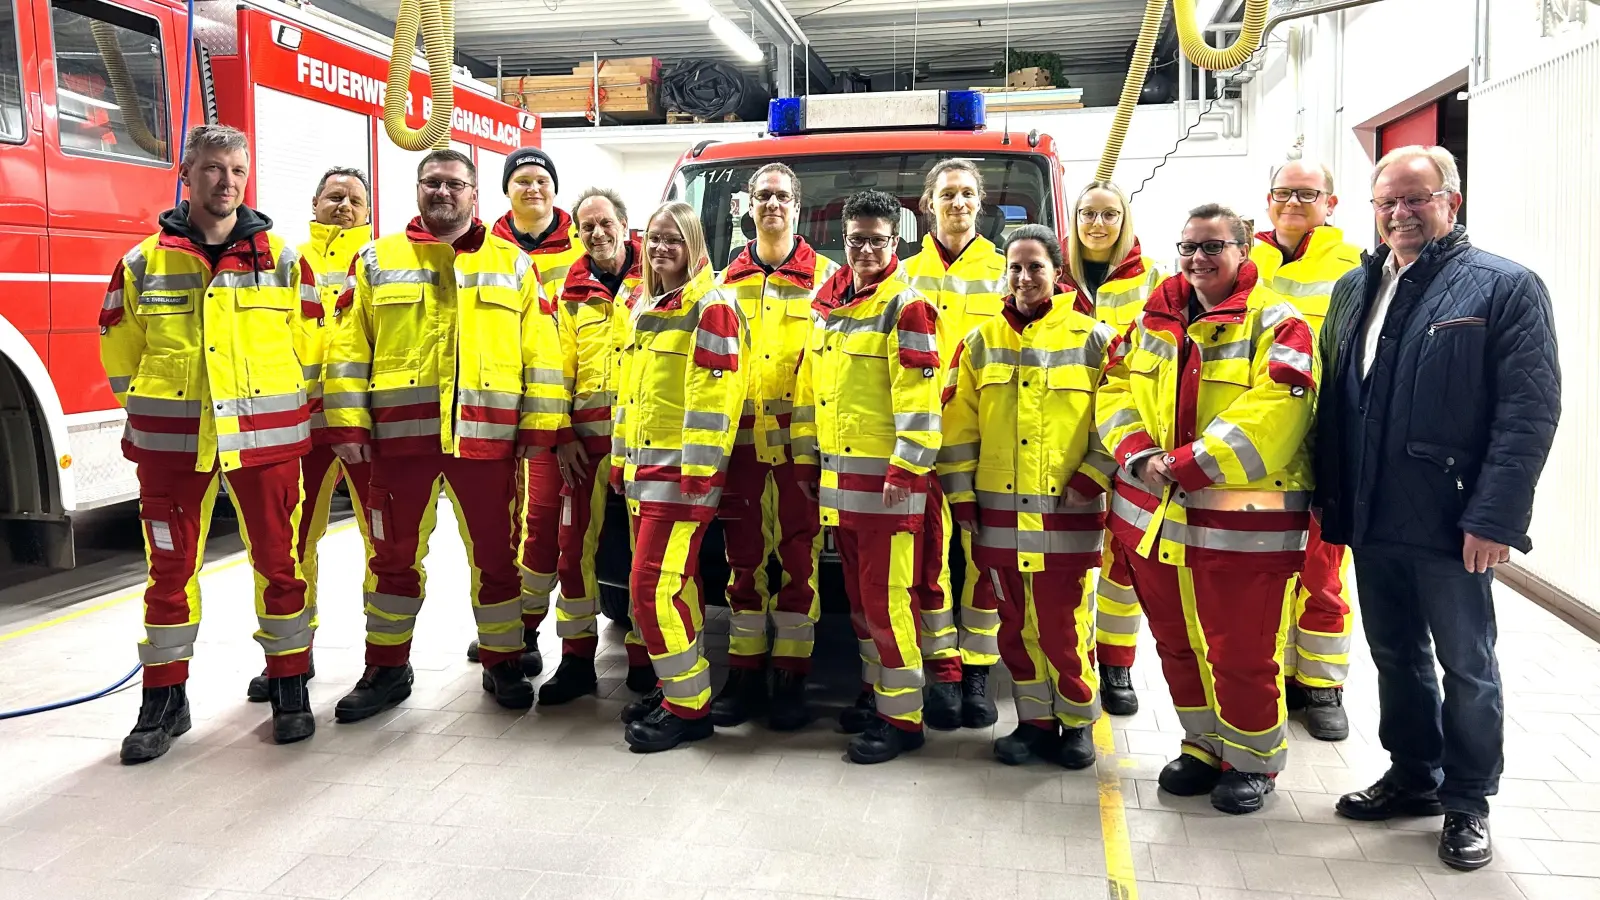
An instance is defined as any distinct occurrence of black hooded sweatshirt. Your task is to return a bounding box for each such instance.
[158,201,273,268]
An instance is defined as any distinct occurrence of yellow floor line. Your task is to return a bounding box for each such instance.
[0,520,359,644]
[1095,714,1140,900]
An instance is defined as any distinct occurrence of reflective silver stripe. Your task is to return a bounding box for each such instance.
[215,390,306,418]
[372,386,441,408]
[1259,302,1300,329]
[1202,340,1252,362]
[879,666,926,690]
[1084,322,1118,366]
[819,486,927,516]
[892,435,937,469]
[139,621,200,665]
[374,419,438,439]
[826,291,916,336]
[790,436,818,459]
[907,273,1001,295]
[103,286,124,312]
[828,454,891,476]
[525,366,568,386]
[574,392,614,411]
[768,427,791,447]
[1180,488,1310,511]
[962,608,1000,631]
[459,389,522,411]
[940,471,975,497]
[1110,489,1155,531]
[1268,343,1314,374]
[681,443,726,469]
[920,608,954,631]
[144,272,208,292]
[1095,577,1135,607]
[1020,347,1093,369]
[695,329,739,358]
[1100,407,1142,432]
[1191,443,1227,483]
[961,633,1000,656]
[1216,718,1287,761]
[728,610,766,638]
[684,411,732,431]
[108,375,131,393]
[633,313,696,334]
[257,608,314,653]
[1269,276,1337,299]
[125,427,199,453]
[791,406,815,425]
[326,362,372,380]
[473,598,524,626]
[371,268,440,286]
[461,271,520,289]
[211,269,291,289]
[1138,329,1177,359]
[763,399,794,415]
[321,391,369,410]
[1014,684,1053,721]
[556,611,598,638]
[741,399,758,416]
[938,442,979,463]
[874,689,923,717]
[1094,605,1141,634]
[302,364,321,381]
[894,412,940,432]
[573,420,613,438]
[974,489,1063,511]
[1161,522,1308,553]
[457,419,518,441]
[217,421,310,452]
[522,569,557,594]
[1203,421,1268,482]
[663,669,712,703]
[1177,707,1218,739]
[630,447,684,467]
[896,329,937,354]
[1292,631,1350,658]
[521,396,567,414]
[772,611,814,645]
[1293,657,1349,684]
[367,591,425,617]
[317,271,346,288]
[976,527,1101,556]
[652,643,702,678]
[126,395,201,417]
[627,480,720,507]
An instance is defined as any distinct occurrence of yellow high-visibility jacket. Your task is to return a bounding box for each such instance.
[1071,241,1167,335]
[939,294,1119,572]
[322,218,563,460]
[792,261,944,533]
[1249,226,1362,333]
[299,222,373,437]
[545,239,643,455]
[612,265,746,522]
[99,210,320,473]
[904,233,1005,364]
[718,237,839,465]
[1097,262,1318,570]
[491,207,586,305]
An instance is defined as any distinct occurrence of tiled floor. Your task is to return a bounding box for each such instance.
[3,502,1600,900]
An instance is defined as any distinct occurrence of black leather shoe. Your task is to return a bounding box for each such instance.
[1158,754,1222,796]
[767,670,810,732]
[924,680,962,731]
[1057,725,1096,770]
[625,706,713,753]
[993,722,1060,765]
[625,663,657,694]
[1439,812,1493,871]
[519,629,544,679]
[267,673,316,744]
[1099,664,1139,716]
[839,691,877,734]
[709,667,768,727]
[121,685,191,764]
[248,656,315,703]
[1212,769,1276,815]
[961,666,998,728]
[1336,776,1445,821]
[1301,686,1349,742]
[848,716,926,764]
[465,640,480,663]
[335,665,414,723]
[1284,680,1308,711]
[537,655,598,706]
[483,660,535,709]
[622,687,663,725]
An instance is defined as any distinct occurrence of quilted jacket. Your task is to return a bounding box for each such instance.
[1314,226,1560,557]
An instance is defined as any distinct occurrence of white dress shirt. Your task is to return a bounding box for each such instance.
[1360,253,1414,377]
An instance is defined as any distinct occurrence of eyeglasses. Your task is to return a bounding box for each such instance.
[419,179,473,194]
[1176,239,1243,257]
[845,234,895,250]
[1077,208,1123,224]
[1270,188,1326,203]
[646,232,686,247]
[1370,190,1451,214]
[753,190,794,205]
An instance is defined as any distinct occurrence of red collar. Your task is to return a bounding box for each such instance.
[1060,240,1147,293]
[933,235,978,268]
[815,257,899,313]
[1002,294,1053,331]
[1144,261,1260,335]
[1256,229,1312,264]
[155,230,275,273]
[405,217,488,253]
[491,207,574,255]
[722,235,819,289]
[563,236,644,300]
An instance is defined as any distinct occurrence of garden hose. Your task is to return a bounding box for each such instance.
[1095,0,1271,182]
[383,0,455,150]
[91,21,168,158]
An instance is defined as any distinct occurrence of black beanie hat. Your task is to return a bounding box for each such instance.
[503,147,558,195]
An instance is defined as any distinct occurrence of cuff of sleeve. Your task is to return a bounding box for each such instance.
[951,501,979,526]
[1114,431,1158,468]
[553,426,577,446]
[793,464,820,483]
[1067,472,1106,499]
[609,464,624,491]
[1166,442,1217,492]
[884,463,920,490]
[321,427,371,446]
[520,428,561,448]
[679,475,715,497]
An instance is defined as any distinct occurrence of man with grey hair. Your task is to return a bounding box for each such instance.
[99,124,321,762]
[1315,145,1560,870]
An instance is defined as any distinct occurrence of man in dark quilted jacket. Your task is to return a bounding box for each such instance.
[1314,144,1560,873]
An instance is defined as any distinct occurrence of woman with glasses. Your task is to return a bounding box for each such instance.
[1097,203,1318,815]
[1065,180,1167,719]
[939,224,1118,768]
[608,201,746,753]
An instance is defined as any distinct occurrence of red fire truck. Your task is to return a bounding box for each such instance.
[0,0,536,566]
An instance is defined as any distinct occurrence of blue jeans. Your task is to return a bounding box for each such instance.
[1353,547,1504,817]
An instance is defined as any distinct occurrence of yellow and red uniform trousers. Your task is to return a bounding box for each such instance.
[716,238,837,672]
[98,214,322,686]
[323,218,563,669]
[794,261,945,730]
[1250,227,1362,689]
[519,242,642,659]
[1097,264,1318,773]
[940,294,1117,726]
[904,234,1006,681]
[606,267,745,717]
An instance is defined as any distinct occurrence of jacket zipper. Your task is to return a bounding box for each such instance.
[1426,316,1486,335]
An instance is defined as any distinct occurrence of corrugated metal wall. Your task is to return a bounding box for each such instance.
[1467,35,1600,613]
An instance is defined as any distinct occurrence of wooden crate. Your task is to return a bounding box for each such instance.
[499,76,661,121]
[1007,66,1050,88]
[571,56,661,80]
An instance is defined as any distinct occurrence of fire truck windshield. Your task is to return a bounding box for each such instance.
[672,152,1055,268]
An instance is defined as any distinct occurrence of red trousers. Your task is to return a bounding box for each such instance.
[297,444,374,624]
[1093,539,1141,668]
[135,458,309,687]
[836,524,943,732]
[517,452,563,632]
[1286,516,1353,688]
[993,566,1099,727]
[364,453,523,668]
[1118,545,1295,774]
[521,451,612,657]
[629,514,712,718]
[719,446,822,672]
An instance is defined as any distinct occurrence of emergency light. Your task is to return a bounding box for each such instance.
[767,90,986,136]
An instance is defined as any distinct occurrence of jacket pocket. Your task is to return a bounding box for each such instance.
[372,284,424,306]
[139,497,186,558]
[979,363,1016,387]
[1427,316,1486,334]
[1405,440,1474,477]
[475,284,522,312]
[234,289,295,311]
[1045,364,1093,392]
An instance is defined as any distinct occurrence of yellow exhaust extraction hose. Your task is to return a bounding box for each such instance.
[90,21,168,158]
[1095,0,1271,182]
[383,0,456,151]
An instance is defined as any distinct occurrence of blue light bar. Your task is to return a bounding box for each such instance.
[944,90,986,130]
[768,97,804,135]
[765,91,987,136]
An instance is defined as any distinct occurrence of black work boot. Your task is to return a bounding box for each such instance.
[1158,753,1223,796]
[1439,812,1493,871]
[847,717,926,764]
[519,629,544,679]
[961,666,998,728]
[1284,680,1308,711]
[121,684,192,764]
[838,690,877,734]
[709,667,769,727]
[1336,774,1445,821]
[622,686,664,725]
[248,655,315,703]
[1058,725,1096,770]
[465,640,480,663]
[268,672,316,744]
[924,680,962,731]
[334,664,414,723]
[1099,664,1139,716]
[625,706,713,753]
[537,655,598,706]
[1301,686,1349,742]
[993,722,1060,765]
[767,669,810,732]
[1211,769,1276,815]
[626,663,657,693]
[482,660,535,709]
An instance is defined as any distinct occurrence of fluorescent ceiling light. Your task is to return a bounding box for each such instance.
[708,13,765,64]
[676,0,715,20]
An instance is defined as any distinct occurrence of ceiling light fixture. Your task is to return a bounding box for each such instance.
[676,0,765,65]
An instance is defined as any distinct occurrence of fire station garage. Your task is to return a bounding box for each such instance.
[1,0,1598,897]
